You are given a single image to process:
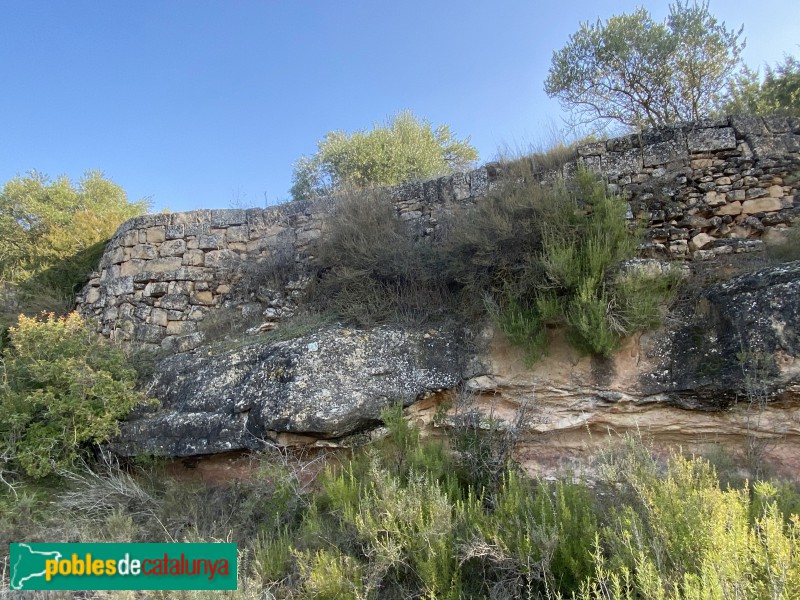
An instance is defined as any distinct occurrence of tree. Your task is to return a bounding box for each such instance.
[544,1,744,130]
[720,54,800,117]
[0,171,148,323]
[0,312,146,477]
[290,111,478,201]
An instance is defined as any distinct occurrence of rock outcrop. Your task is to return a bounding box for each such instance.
[114,262,800,476]
[113,326,462,457]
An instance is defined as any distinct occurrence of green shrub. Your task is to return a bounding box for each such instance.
[585,439,800,599]
[446,166,678,358]
[0,312,147,478]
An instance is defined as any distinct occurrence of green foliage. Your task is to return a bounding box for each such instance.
[545,1,744,129]
[721,54,800,117]
[5,420,800,599]
[449,167,678,359]
[0,171,148,327]
[0,312,146,478]
[290,111,478,201]
[580,442,800,599]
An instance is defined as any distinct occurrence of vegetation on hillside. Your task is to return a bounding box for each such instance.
[306,165,679,361]
[2,407,800,599]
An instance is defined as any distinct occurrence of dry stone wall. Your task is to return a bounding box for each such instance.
[77,115,800,351]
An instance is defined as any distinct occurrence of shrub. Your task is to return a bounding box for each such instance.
[0,312,147,478]
[308,188,454,327]
[446,166,678,360]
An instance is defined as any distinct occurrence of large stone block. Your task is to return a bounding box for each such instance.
[145,226,166,244]
[687,127,736,152]
[131,244,159,260]
[144,257,183,273]
[159,239,187,257]
[198,233,224,250]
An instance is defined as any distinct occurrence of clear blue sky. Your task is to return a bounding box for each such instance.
[1,1,798,213]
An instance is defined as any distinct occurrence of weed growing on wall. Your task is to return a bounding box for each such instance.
[446,165,679,361]
[307,187,455,327]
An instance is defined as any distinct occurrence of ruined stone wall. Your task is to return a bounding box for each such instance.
[77,114,800,351]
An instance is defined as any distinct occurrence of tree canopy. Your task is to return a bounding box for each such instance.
[720,54,800,117]
[0,171,148,322]
[544,1,744,130]
[290,111,478,201]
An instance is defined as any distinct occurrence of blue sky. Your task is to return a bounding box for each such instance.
[1,1,798,213]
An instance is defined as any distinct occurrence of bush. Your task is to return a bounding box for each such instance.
[446,166,679,360]
[0,312,147,478]
[308,188,454,327]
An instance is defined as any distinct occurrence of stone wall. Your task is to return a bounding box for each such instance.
[77,115,800,351]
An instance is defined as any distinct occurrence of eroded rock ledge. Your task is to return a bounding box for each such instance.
[114,262,800,474]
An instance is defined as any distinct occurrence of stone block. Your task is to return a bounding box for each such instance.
[165,224,185,239]
[769,185,784,198]
[704,191,726,207]
[134,323,166,344]
[182,250,205,267]
[746,187,768,199]
[191,291,214,306]
[145,257,183,273]
[106,276,134,296]
[690,232,715,251]
[727,189,746,202]
[150,308,168,327]
[131,244,159,260]
[577,141,607,156]
[121,230,139,247]
[716,201,742,216]
[198,234,224,250]
[226,225,249,243]
[205,249,240,269]
[687,127,736,152]
[742,198,782,214]
[105,246,125,265]
[602,148,643,177]
[643,140,683,167]
[168,281,193,295]
[469,168,489,197]
[145,226,166,244]
[452,172,470,201]
[166,320,197,336]
[158,294,189,311]
[159,239,187,257]
[211,209,247,227]
[119,260,145,277]
[144,282,169,297]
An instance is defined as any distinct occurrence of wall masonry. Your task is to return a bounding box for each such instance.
[76,115,800,351]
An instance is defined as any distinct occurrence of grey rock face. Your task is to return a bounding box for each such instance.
[113,326,463,457]
[643,261,800,407]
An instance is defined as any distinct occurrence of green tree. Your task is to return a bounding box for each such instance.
[0,171,147,322]
[290,111,478,201]
[544,1,744,130]
[720,54,800,117]
[0,312,146,478]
